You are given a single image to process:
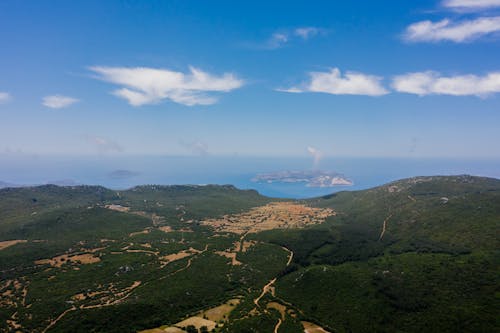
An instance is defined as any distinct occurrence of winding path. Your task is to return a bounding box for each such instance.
[274,318,282,333]
[253,246,294,308]
[378,214,393,240]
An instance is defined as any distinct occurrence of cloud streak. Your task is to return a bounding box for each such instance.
[0,92,12,104]
[279,68,388,96]
[443,0,500,10]
[247,26,325,49]
[392,71,500,97]
[89,66,244,106]
[404,17,500,42]
[294,27,323,39]
[266,33,289,49]
[42,95,79,109]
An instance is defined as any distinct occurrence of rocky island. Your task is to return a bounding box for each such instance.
[252,170,353,187]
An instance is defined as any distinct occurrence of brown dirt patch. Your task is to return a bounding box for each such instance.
[267,302,286,318]
[158,226,173,233]
[100,239,115,243]
[141,296,239,332]
[215,251,242,265]
[163,328,184,333]
[138,329,168,333]
[0,239,27,250]
[129,228,151,237]
[199,298,240,322]
[202,202,335,234]
[126,249,159,256]
[159,247,202,267]
[241,240,256,252]
[105,204,130,212]
[175,317,216,331]
[302,321,331,333]
[35,253,100,267]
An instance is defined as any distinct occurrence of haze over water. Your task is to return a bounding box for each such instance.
[1,155,498,198]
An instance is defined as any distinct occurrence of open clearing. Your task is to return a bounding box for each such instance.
[174,317,216,331]
[199,298,241,322]
[0,239,27,250]
[35,253,100,267]
[158,225,173,233]
[159,247,202,266]
[215,251,242,265]
[141,297,241,332]
[302,321,331,333]
[202,202,335,234]
[104,204,130,212]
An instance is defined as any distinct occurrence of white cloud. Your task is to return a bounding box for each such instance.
[307,146,323,168]
[0,92,11,104]
[443,0,500,10]
[245,27,324,49]
[279,68,388,96]
[42,95,79,109]
[267,33,289,49]
[392,71,500,97]
[85,135,123,153]
[404,17,500,42]
[294,27,322,39]
[90,66,243,106]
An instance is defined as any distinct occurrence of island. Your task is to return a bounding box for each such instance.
[252,170,353,187]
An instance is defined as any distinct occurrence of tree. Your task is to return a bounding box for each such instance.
[185,325,198,333]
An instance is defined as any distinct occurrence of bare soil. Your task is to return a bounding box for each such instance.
[214,251,242,265]
[35,253,101,267]
[0,239,27,250]
[302,321,331,333]
[104,204,130,212]
[174,317,217,331]
[202,202,335,235]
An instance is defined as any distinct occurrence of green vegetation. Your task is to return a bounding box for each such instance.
[0,176,498,332]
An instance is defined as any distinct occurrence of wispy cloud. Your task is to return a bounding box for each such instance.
[42,95,79,109]
[404,16,500,42]
[307,146,323,169]
[443,0,500,10]
[89,66,244,107]
[85,135,123,153]
[246,26,325,49]
[278,68,388,96]
[392,71,500,97]
[266,33,289,49]
[0,92,12,104]
[294,27,323,39]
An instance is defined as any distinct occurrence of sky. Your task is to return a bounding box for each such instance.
[1,0,500,159]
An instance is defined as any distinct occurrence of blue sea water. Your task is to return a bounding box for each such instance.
[1,155,499,198]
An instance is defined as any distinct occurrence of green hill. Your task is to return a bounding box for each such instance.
[257,175,500,332]
[0,176,498,333]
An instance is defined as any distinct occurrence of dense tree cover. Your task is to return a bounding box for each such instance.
[0,176,498,332]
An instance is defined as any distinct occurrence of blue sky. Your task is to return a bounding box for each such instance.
[1,0,500,158]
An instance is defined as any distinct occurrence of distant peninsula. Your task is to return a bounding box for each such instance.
[252,170,353,188]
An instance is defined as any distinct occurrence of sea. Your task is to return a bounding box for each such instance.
[1,155,499,199]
